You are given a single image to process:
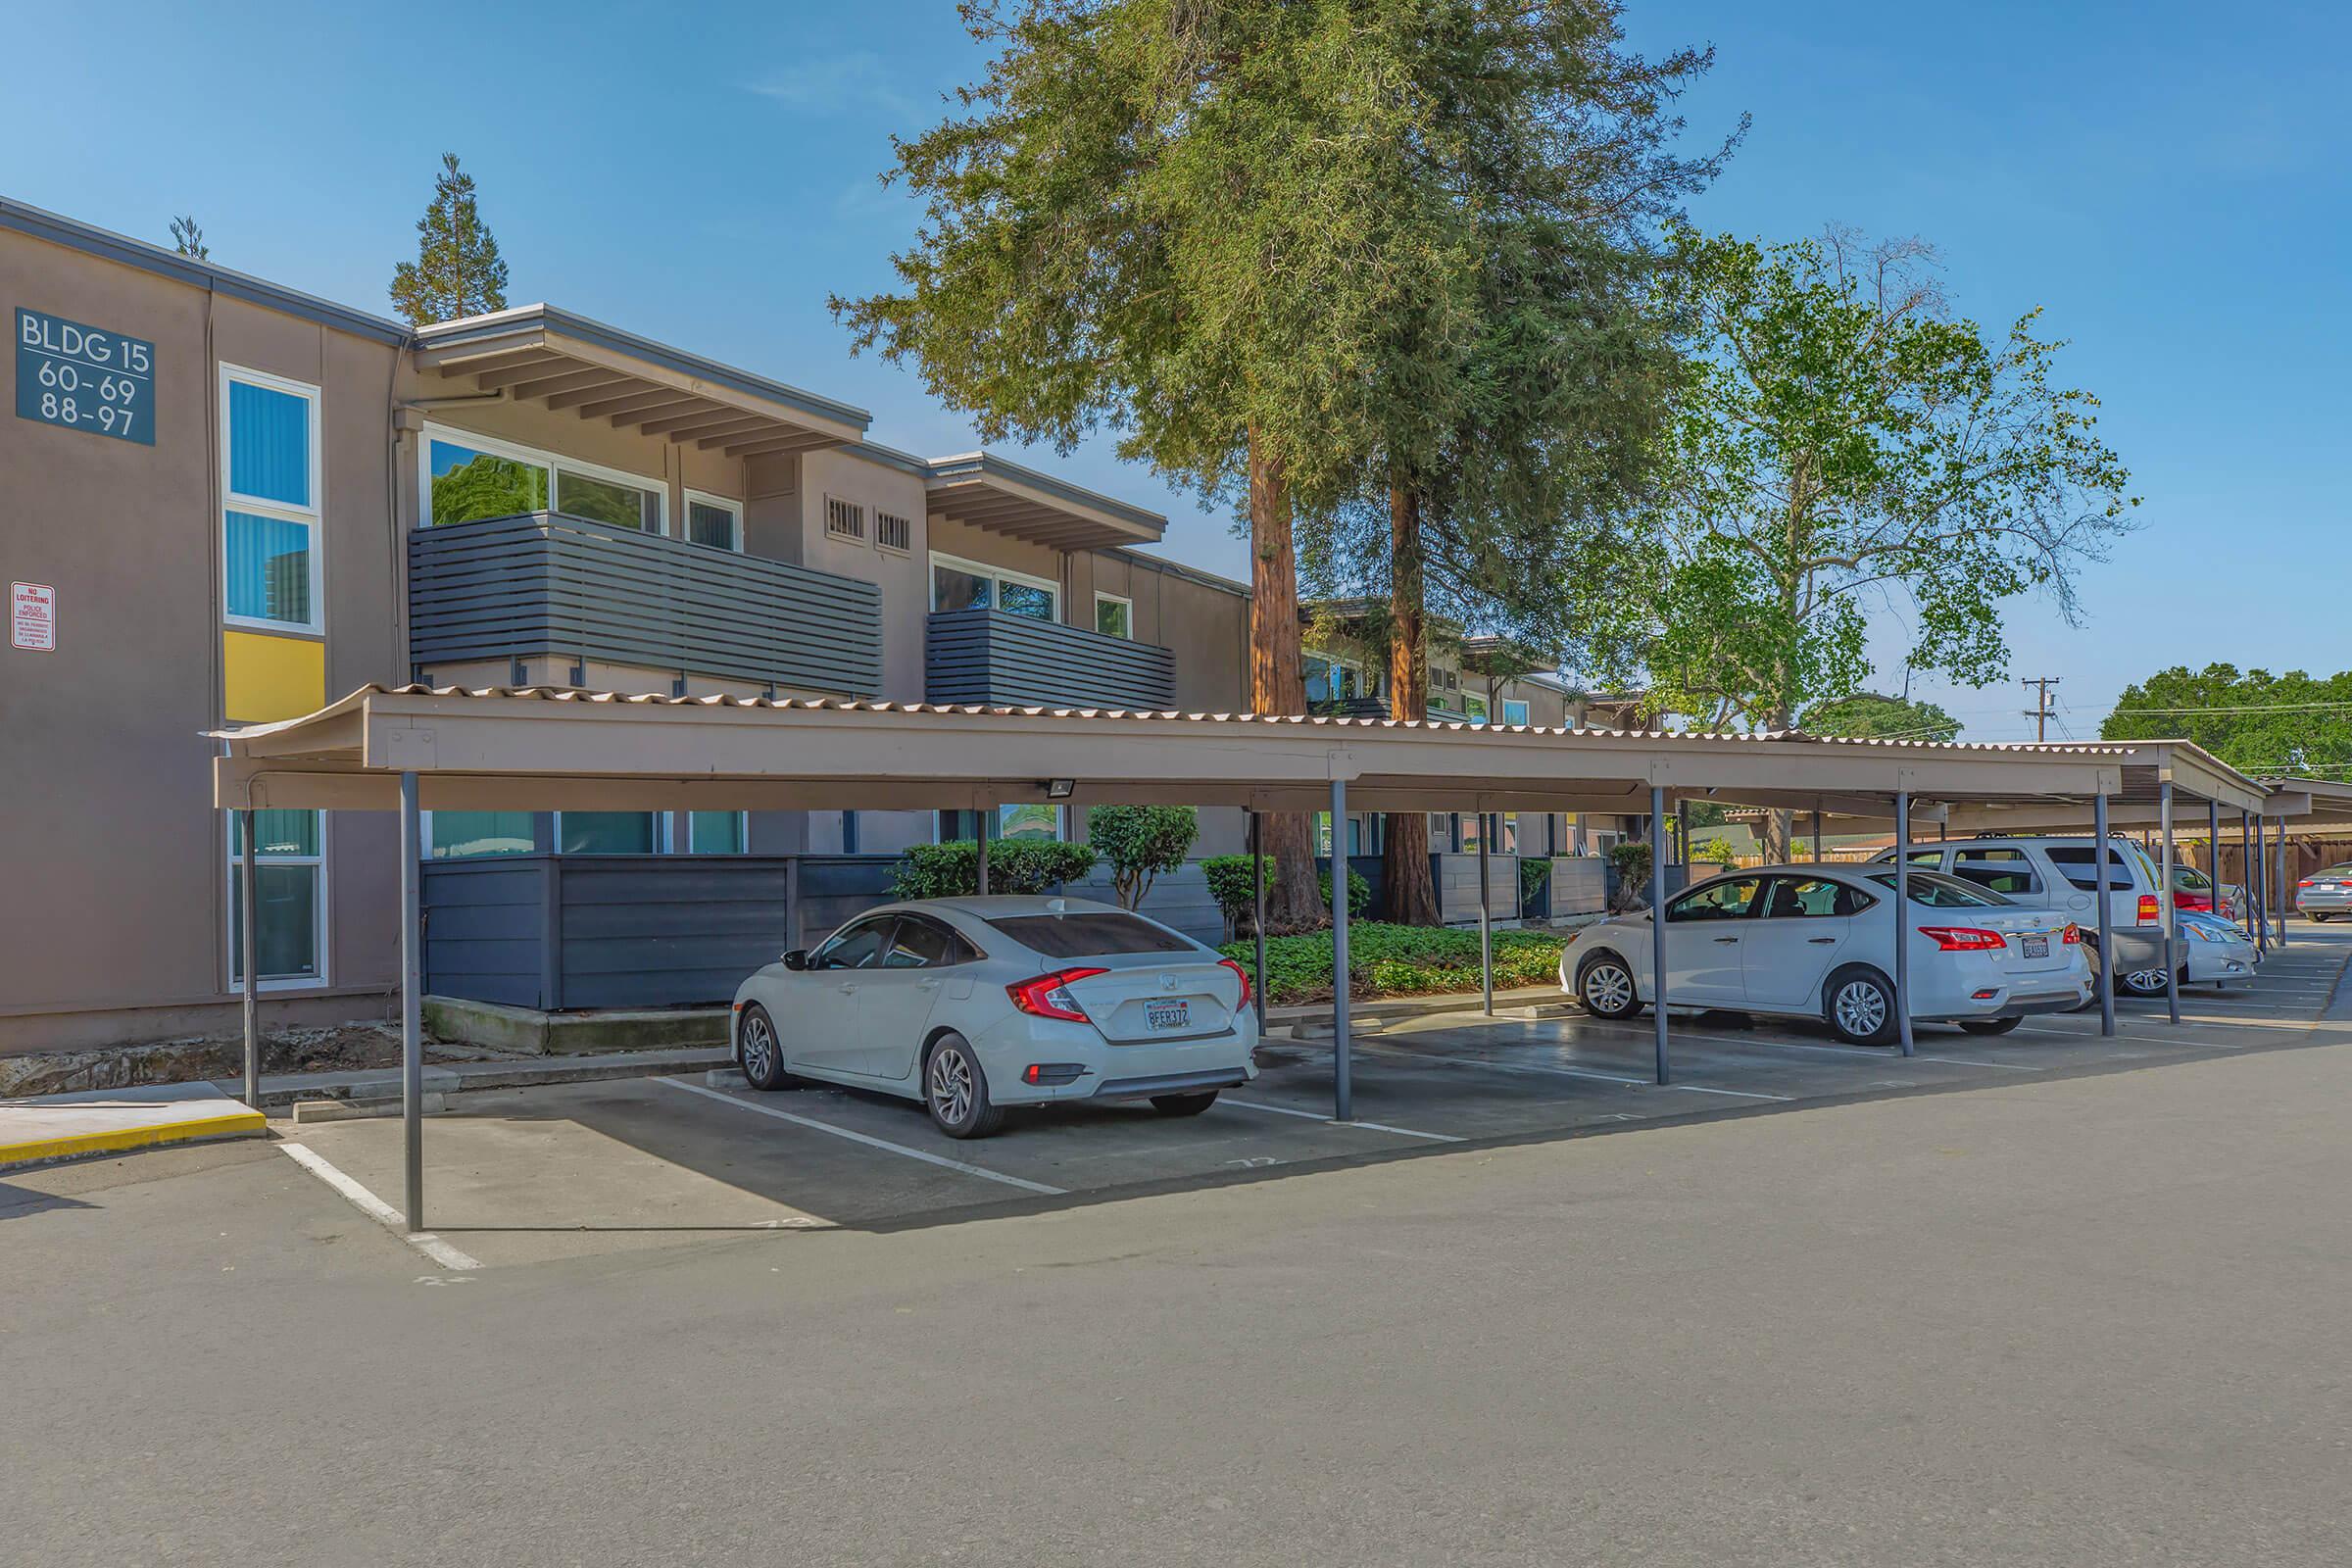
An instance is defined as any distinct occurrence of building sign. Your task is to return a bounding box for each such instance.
[16,308,154,445]
[11,582,56,651]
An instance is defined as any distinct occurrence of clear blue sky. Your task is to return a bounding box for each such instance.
[5,1,2345,739]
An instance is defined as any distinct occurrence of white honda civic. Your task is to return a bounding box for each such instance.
[731,896,1259,1138]
[1559,863,2094,1045]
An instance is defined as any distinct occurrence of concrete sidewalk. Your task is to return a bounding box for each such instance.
[0,1081,266,1170]
[216,1045,735,1112]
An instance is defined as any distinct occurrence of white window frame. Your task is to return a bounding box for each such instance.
[688,810,750,854]
[681,488,744,553]
[418,421,668,535]
[420,809,543,859]
[224,810,330,993]
[874,510,913,555]
[1501,698,1530,728]
[928,550,1060,619]
[220,364,324,635]
[1093,591,1133,639]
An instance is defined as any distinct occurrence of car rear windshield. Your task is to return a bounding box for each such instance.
[1865,869,2007,907]
[985,911,1196,958]
[2043,846,2142,890]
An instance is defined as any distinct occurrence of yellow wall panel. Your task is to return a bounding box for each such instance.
[222,630,325,723]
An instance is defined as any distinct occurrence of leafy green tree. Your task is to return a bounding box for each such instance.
[428,453,548,525]
[836,1,1519,932]
[2104,664,2352,776]
[1800,691,1962,743]
[1612,227,2136,735]
[170,216,208,260]
[390,153,509,326]
[1086,805,1199,909]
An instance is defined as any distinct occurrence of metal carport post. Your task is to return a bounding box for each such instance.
[2252,810,2269,954]
[1477,810,1494,1015]
[2093,789,2116,1037]
[1649,786,1670,1085]
[1330,777,1351,1121]
[1892,789,1915,1057]
[1248,811,1266,1034]
[2160,780,2180,1024]
[400,771,424,1231]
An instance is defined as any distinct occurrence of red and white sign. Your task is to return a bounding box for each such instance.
[11,581,55,651]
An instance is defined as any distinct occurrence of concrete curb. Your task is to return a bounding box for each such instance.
[1,1082,267,1171]
[220,1047,735,1112]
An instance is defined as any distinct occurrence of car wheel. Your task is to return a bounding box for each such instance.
[2120,966,2170,997]
[1959,1016,2024,1036]
[924,1033,1004,1140]
[1151,1091,1220,1117]
[1576,954,1643,1019]
[737,1004,791,1092]
[1824,966,1897,1046]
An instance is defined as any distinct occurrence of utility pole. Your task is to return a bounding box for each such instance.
[2021,675,2061,742]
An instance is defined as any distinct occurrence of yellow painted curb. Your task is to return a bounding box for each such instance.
[0,1108,268,1170]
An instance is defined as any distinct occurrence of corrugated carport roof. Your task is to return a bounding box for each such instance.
[213,684,2132,815]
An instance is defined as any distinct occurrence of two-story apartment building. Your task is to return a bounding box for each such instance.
[1,198,1267,1050]
[1,196,1635,1054]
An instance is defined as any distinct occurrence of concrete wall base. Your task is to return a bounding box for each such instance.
[423,996,730,1055]
[0,989,396,1059]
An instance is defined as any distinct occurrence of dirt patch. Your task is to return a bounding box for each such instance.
[0,1022,512,1098]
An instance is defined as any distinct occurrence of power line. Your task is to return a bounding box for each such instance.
[2111,700,2352,715]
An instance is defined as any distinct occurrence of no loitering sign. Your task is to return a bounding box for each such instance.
[11,581,55,651]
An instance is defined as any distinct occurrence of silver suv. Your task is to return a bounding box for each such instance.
[1869,836,2174,996]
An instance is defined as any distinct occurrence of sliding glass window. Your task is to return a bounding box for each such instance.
[220,368,322,632]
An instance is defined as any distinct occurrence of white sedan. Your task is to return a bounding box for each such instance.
[731,896,1258,1138]
[1559,863,2094,1045]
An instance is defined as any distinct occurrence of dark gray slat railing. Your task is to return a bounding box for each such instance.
[924,606,1176,710]
[409,513,884,695]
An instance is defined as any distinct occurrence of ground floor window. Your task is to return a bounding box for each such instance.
[1316,812,1386,857]
[938,805,1063,843]
[427,810,537,858]
[229,808,325,986]
[689,811,748,854]
[559,812,665,855]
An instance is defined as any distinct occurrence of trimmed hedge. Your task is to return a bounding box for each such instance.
[1217,921,1567,1006]
[892,839,1099,900]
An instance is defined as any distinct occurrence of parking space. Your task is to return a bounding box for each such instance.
[272,925,2349,1272]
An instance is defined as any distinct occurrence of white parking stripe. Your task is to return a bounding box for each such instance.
[1664,1083,1791,1102]
[658,1078,1067,1196]
[277,1143,482,1271]
[1220,1096,1464,1143]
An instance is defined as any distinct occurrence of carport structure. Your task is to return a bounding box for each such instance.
[1790,740,2275,1028]
[215,686,2133,1230]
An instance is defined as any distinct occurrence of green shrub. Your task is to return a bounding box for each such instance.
[1319,863,1372,920]
[1085,805,1199,909]
[1200,854,1268,932]
[1692,836,1740,868]
[891,839,1099,900]
[1216,921,1567,1006]
[1519,856,1551,911]
[1606,840,1653,911]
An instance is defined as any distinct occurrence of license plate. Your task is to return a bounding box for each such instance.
[1145,1000,1192,1032]
[2022,935,2049,958]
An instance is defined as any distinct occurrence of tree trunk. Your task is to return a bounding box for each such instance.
[1759,704,1793,861]
[1247,424,1327,932]
[1382,475,1441,926]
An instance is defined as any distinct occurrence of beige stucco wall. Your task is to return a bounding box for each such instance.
[0,227,404,1050]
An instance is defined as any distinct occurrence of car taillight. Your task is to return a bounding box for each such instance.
[1217,956,1253,1008]
[1006,966,1106,1023]
[2062,924,2081,945]
[2136,894,2160,923]
[2298,879,2315,889]
[1919,926,2007,952]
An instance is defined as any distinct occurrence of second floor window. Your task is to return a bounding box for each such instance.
[931,553,1057,621]
[685,492,743,551]
[424,426,664,533]
[1094,593,1132,639]
[825,496,865,542]
[221,367,322,633]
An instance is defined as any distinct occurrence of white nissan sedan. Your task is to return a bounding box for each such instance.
[731,896,1258,1138]
[1559,863,2093,1045]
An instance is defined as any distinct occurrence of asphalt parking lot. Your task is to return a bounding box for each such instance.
[270,924,2352,1271]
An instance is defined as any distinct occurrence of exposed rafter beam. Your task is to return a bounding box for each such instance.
[464,353,571,390]
[609,395,715,429]
[503,366,637,403]
[541,373,646,412]
[721,430,843,458]
[576,386,697,420]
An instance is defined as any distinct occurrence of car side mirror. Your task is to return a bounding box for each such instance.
[780,949,808,971]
